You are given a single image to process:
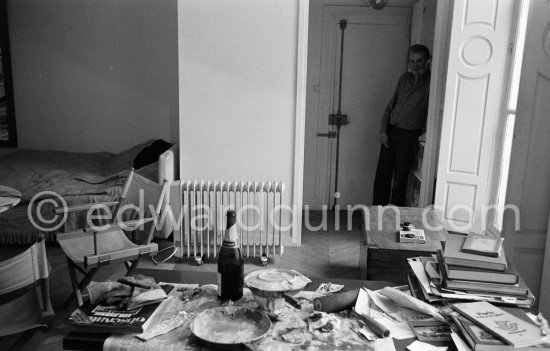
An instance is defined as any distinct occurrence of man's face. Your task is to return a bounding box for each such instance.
[408,52,429,77]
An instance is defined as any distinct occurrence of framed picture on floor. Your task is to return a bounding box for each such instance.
[0,0,17,147]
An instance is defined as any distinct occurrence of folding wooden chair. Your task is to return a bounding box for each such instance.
[56,169,168,306]
[0,234,55,351]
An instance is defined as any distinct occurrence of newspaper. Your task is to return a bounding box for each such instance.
[104,285,397,351]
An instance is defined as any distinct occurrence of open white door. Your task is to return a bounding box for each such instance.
[434,0,515,233]
[503,0,550,315]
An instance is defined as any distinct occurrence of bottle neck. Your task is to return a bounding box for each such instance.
[223,210,238,244]
[223,225,238,244]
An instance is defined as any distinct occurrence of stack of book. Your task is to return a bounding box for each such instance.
[446,301,548,350]
[440,233,530,297]
[407,233,535,309]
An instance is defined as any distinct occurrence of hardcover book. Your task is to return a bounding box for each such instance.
[456,315,507,350]
[462,232,503,257]
[452,301,547,348]
[444,234,507,271]
[444,261,518,285]
[438,250,528,296]
[406,272,424,301]
[442,276,528,296]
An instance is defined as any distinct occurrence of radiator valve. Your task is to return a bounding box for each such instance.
[195,256,203,266]
[261,255,268,266]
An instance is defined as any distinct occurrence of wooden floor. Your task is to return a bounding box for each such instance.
[154,210,363,279]
[1,210,365,350]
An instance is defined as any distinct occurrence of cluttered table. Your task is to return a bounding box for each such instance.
[63,268,452,351]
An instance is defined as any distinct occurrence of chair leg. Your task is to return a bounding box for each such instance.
[125,259,140,276]
[66,257,84,307]
[65,257,99,307]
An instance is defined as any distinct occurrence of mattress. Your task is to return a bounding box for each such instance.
[0,141,172,245]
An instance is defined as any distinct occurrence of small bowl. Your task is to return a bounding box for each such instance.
[245,269,310,314]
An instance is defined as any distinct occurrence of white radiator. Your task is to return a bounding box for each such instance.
[169,180,285,261]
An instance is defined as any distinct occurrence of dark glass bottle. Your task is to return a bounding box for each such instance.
[217,210,244,301]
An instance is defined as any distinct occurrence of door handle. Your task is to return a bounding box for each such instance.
[317,132,336,138]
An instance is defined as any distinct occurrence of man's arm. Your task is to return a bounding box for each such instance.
[379,76,402,147]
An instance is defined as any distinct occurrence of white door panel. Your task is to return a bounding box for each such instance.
[504,0,550,315]
[434,0,514,233]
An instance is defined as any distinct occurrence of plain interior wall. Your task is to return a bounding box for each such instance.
[178,0,299,234]
[6,0,178,153]
[411,0,436,53]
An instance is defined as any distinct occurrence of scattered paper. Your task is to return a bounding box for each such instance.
[408,258,441,297]
[378,287,445,322]
[370,338,397,351]
[316,282,345,294]
[370,306,417,339]
[424,261,441,282]
[136,310,187,341]
[354,288,371,316]
[366,289,398,315]
[362,289,416,339]
[407,340,448,351]
[451,332,472,351]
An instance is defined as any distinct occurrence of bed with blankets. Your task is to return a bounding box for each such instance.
[0,139,177,245]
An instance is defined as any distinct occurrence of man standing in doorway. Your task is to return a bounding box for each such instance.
[373,44,431,206]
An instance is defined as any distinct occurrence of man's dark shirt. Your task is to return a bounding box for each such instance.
[380,71,431,133]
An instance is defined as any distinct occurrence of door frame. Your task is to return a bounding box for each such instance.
[418,0,451,208]
[540,211,550,317]
[293,0,451,244]
[322,5,412,208]
[292,0,310,245]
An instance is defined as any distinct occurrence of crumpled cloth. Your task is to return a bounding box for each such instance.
[87,274,160,309]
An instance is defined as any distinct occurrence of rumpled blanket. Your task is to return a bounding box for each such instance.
[0,149,136,203]
[0,141,155,244]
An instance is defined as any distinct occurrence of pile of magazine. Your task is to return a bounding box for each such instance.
[67,280,173,334]
[405,233,550,349]
[407,233,535,309]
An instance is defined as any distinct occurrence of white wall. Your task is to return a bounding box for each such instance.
[178,0,299,233]
[6,0,178,153]
[410,0,436,53]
